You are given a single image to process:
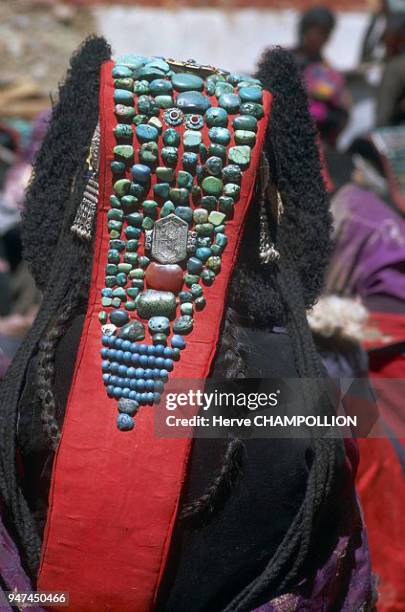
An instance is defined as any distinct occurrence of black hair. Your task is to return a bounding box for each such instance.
[348,136,386,177]
[299,5,336,40]
[1,40,341,608]
[0,36,111,577]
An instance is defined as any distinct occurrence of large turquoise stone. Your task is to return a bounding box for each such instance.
[163,129,180,147]
[172,73,204,92]
[114,179,131,196]
[178,171,194,189]
[239,87,263,103]
[170,188,189,204]
[218,93,240,113]
[209,127,231,145]
[202,176,223,196]
[150,78,173,95]
[114,89,134,106]
[183,130,202,149]
[176,91,211,114]
[240,102,264,119]
[155,95,173,109]
[139,142,159,164]
[113,145,134,161]
[116,54,148,69]
[233,115,258,132]
[222,164,242,183]
[205,107,228,127]
[137,95,159,116]
[156,166,175,182]
[114,78,133,91]
[112,65,132,78]
[139,60,170,80]
[205,156,223,176]
[133,80,150,95]
[114,124,133,139]
[175,206,193,223]
[137,290,176,319]
[115,105,136,121]
[173,315,194,335]
[154,183,170,200]
[136,124,159,142]
[234,130,256,146]
[162,146,178,165]
[110,309,129,327]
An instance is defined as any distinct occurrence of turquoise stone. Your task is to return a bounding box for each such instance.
[201,269,216,285]
[205,107,228,127]
[133,114,148,126]
[111,161,125,174]
[112,65,133,78]
[148,316,170,333]
[130,182,146,198]
[202,176,223,196]
[193,208,208,224]
[191,283,203,297]
[114,124,133,139]
[206,256,222,274]
[99,311,108,324]
[110,309,129,327]
[150,79,173,95]
[114,145,134,161]
[233,115,258,132]
[235,130,256,146]
[125,252,139,265]
[127,287,139,298]
[208,211,226,226]
[218,93,240,113]
[156,166,175,182]
[228,145,251,167]
[161,200,175,216]
[111,287,126,300]
[170,188,189,204]
[114,77,133,91]
[219,196,234,215]
[196,222,214,236]
[136,124,159,142]
[199,143,208,162]
[107,209,124,221]
[137,290,176,319]
[154,183,170,200]
[114,179,131,196]
[183,152,198,170]
[114,89,134,106]
[215,224,225,234]
[172,73,204,92]
[224,183,241,200]
[192,185,202,202]
[211,244,221,256]
[132,267,144,279]
[215,81,234,97]
[156,95,173,109]
[110,239,125,251]
[184,274,200,287]
[115,105,136,121]
[142,200,158,217]
[176,91,211,114]
[101,296,112,307]
[239,86,263,103]
[179,291,193,302]
[137,95,159,116]
[222,164,242,183]
[177,171,193,190]
[139,65,169,80]
[118,320,145,341]
[181,302,193,316]
[121,195,138,212]
[125,226,142,240]
[240,102,264,119]
[227,73,244,86]
[131,163,151,182]
[173,315,194,335]
[183,130,202,150]
[138,255,150,267]
[142,217,154,230]
[163,129,180,147]
[108,249,120,263]
[139,142,159,164]
[118,263,132,274]
[118,398,140,416]
[127,240,139,251]
[206,79,216,95]
[116,413,134,431]
[148,117,163,132]
[175,206,193,223]
[195,296,206,310]
[205,156,223,176]
[196,247,211,262]
[162,146,178,165]
[116,54,148,69]
[133,80,150,94]
[127,212,143,226]
[105,276,117,288]
[110,195,121,208]
[208,127,231,145]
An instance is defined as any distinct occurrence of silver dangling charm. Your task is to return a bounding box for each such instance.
[71,122,100,241]
[259,152,282,264]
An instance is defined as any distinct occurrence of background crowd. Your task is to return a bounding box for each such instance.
[0,1,404,611]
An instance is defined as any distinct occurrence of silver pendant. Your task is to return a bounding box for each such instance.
[151,214,188,264]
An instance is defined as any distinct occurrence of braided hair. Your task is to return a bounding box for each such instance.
[0,41,341,608]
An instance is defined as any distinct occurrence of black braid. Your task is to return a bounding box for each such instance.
[0,36,110,578]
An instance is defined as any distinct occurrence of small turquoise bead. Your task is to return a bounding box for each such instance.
[162,147,178,165]
[208,144,227,160]
[187,257,203,274]
[127,212,143,227]
[175,206,193,223]
[191,283,203,298]
[183,130,202,150]
[111,161,126,174]
[201,269,216,286]
[154,183,171,200]
[200,196,217,211]
[240,102,264,119]
[177,171,193,189]
[239,86,263,103]
[215,82,234,97]
[170,188,189,205]
[233,114,258,132]
[114,124,133,139]
[196,247,212,262]
[179,291,193,302]
[149,78,173,95]
[173,316,194,335]
[112,65,132,78]
[155,95,173,109]
[163,129,180,147]
[222,164,242,183]
[161,201,175,216]
[205,156,223,176]
[110,310,130,327]
[133,80,150,94]
[118,398,140,416]
[216,233,228,249]
[137,95,160,116]
[183,152,198,170]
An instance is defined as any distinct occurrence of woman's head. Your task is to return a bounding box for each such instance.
[298,6,336,58]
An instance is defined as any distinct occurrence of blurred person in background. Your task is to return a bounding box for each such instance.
[376,11,405,126]
[326,133,405,612]
[292,5,336,71]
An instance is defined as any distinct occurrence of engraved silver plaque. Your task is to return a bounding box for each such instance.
[151,214,188,264]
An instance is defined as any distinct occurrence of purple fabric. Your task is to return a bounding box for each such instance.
[0,509,45,611]
[327,183,405,301]
[253,501,376,611]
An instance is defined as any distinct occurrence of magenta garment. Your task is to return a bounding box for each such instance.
[327,183,405,300]
[0,508,45,612]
